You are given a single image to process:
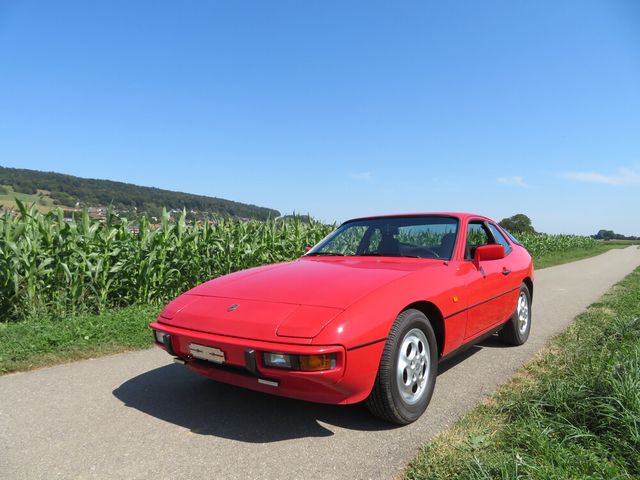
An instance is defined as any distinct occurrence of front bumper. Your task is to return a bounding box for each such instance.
[149,321,383,404]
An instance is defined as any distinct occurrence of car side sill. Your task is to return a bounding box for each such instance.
[439,326,503,363]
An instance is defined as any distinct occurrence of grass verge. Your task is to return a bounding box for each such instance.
[405,267,640,479]
[533,242,631,269]
[0,304,160,374]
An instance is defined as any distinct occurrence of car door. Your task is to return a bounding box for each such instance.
[463,220,517,339]
[486,221,522,317]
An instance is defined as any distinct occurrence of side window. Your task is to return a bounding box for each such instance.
[465,222,491,260]
[488,223,512,255]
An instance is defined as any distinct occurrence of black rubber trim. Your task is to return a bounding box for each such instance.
[444,286,520,320]
[439,327,501,362]
[346,337,387,351]
[290,355,301,370]
[162,334,176,356]
[192,358,257,378]
[244,349,258,376]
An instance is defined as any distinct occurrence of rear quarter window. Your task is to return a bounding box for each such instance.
[501,227,522,246]
[488,223,512,255]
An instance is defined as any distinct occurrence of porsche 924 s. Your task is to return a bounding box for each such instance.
[150,213,534,424]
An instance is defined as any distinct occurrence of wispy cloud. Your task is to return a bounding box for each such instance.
[349,171,373,181]
[559,168,640,186]
[497,176,530,188]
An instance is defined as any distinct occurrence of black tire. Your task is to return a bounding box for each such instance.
[498,283,532,346]
[365,309,438,424]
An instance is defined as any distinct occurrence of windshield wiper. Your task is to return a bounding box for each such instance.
[306,251,345,256]
[360,252,423,258]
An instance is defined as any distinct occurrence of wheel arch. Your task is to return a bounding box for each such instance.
[401,301,445,357]
[523,276,533,302]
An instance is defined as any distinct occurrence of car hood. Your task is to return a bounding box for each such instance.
[186,257,429,308]
[158,257,434,341]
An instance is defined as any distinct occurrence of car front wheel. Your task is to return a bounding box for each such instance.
[365,309,438,424]
[499,283,532,345]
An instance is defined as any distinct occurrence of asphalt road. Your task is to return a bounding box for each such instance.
[2,246,640,480]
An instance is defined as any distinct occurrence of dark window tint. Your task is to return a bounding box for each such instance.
[488,223,512,255]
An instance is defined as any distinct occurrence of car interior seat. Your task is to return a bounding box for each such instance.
[378,234,400,256]
[439,232,456,258]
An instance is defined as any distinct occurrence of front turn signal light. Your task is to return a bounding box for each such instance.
[299,353,336,371]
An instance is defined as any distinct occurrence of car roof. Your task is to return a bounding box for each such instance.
[343,212,493,223]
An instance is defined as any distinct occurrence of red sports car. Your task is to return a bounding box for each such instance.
[150,213,533,424]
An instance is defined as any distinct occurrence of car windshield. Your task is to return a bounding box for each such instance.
[307,216,459,260]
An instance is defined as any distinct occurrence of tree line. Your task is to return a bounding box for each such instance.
[0,165,280,220]
[499,213,638,241]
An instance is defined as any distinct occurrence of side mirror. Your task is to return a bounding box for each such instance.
[304,246,312,253]
[473,244,504,268]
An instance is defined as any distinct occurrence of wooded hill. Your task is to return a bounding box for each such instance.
[0,166,280,220]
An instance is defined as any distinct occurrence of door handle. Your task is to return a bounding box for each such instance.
[502,268,511,275]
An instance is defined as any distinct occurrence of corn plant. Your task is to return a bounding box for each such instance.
[516,232,598,258]
[0,201,332,322]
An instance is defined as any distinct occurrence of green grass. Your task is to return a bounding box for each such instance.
[0,304,159,374]
[533,242,632,269]
[405,267,640,480]
[600,239,640,245]
[0,185,70,212]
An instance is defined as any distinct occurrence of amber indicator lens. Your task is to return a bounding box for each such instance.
[299,353,336,371]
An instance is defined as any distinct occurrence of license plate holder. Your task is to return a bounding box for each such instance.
[188,343,225,364]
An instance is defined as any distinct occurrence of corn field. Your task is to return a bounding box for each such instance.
[515,232,598,258]
[0,203,598,322]
[0,202,332,322]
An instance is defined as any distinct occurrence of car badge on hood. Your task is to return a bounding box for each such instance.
[227,303,239,312]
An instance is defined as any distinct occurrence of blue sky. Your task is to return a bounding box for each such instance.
[1,1,639,235]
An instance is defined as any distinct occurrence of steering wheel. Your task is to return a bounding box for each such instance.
[403,245,441,258]
[421,248,441,259]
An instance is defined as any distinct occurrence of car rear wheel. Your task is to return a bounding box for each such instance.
[365,309,438,424]
[498,283,531,345]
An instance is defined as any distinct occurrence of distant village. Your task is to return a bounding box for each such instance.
[0,198,256,236]
[58,205,255,234]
